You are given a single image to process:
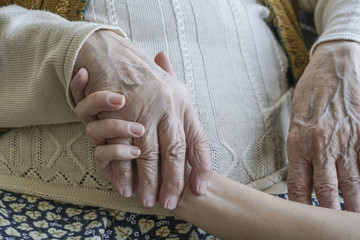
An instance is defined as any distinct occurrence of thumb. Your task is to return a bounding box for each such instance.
[154,52,176,76]
[70,68,89,106]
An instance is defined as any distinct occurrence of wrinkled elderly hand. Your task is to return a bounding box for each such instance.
[72,31,212,210]
[287,41,360,212]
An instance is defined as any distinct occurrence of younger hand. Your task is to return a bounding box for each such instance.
[72,69,145,197]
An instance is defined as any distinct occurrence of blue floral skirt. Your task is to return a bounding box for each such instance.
[0,189,345,239]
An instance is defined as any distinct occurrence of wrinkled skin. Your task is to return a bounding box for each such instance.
[72,31,212,210]
[287,41,360,212]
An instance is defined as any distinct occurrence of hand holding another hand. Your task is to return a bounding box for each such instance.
[71,31,212,210]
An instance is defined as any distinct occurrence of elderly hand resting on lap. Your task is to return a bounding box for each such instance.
[287,41,360,212]
[70,30,212,210]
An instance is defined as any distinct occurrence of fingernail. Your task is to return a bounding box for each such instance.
[145,196,156,208]
[165,196,178,210]
[199,181,207,195]
[78,67,86,76]
[130,147,140,157]
[129,123,144,135]
[123,185,133,197]
[109,94,124,105]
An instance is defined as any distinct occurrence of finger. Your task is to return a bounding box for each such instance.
[185,106,213,195]
[75,91,125,125]
[156,51,212,196]
[313,157,341,210]
[95,142,139,197]
[70,68,89,106]
[287,159,313,204]
[158,114,186,210]
[337,150,360,212]
[105,137,135,198]
[95,143,140,171]
[111,159,134,197]
[87,119,144,147]
[287,129,313,205]
[133,127,159,208]
[154,52,176,76]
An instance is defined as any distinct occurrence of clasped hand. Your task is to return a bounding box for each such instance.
[71,31,212,210]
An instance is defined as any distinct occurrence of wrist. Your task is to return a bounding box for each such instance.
[173,171,215,218]
[313,40,360,56]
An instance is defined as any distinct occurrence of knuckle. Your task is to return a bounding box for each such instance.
[203,159,213,173]
[287,141,302,160]
[193,131,211,163]
[141,177,158,189]
[109,137,131,145]
[111,120,126,133]
[86,122,95,138]
[91,91,109,105]
[307,127,326,142]
[139,147,159,161]
[314,182,338,198]
[339,177,360,192]
[196,157,213,175]
[90,91,103,100]
[194,130,210,149]
[307,126,324,136]
[94,147,104,162]
[288,160,310,175]
[197,165,212,177]
[137,157,159,177]
[166,179,183,193]
[165,142,186,159]
[157,84,173,100]
[287,182,309,198]
[113,167,132,180]
[114,146,128,159]
[160,81,190,104]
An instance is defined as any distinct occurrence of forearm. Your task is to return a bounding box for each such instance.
[0,5,124,127]
[174,173,359,240]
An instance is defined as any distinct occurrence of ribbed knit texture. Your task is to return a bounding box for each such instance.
[299,0,360,55]
[1,0,360,215]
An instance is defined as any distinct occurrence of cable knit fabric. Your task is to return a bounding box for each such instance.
[1,0,360,216]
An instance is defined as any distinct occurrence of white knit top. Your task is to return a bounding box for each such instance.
[0,0,359,215]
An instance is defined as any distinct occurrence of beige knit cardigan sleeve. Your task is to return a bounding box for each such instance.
[0,5,125,127]
[299,0,360,55]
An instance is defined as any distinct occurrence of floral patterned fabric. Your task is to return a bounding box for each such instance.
[0,190,218,240]
[0,190,345,239]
